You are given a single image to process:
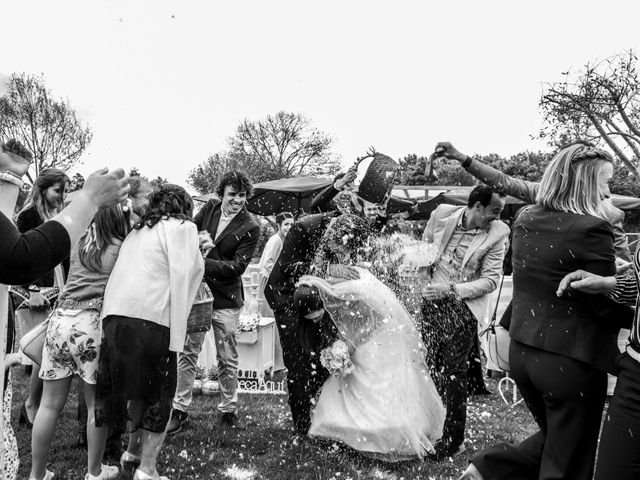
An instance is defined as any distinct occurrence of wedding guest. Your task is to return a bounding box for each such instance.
[557,240,640,480]
[13,168,70,430]
[95,184,204,480]
[77,176,152,453]
[258,212,294,292]
[29,204,130,480]
[460,143,633,480]
[420,184,509,460]
[167,171,259,434]
[0,139,129,480]
[434,141,631,262]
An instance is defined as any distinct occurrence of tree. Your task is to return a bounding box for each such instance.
[127,166,167,189]
[0,73,93,184]
[188,112,341,194]
[540,51,640,177]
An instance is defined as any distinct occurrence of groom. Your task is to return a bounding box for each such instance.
[421,184,509,459]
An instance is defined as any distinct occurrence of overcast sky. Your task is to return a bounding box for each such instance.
[3,1,640,188]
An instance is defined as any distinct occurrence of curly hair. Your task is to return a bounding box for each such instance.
[134,184,193,229]
[215,170,254,198]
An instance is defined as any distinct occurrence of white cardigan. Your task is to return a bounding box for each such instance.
[101,218,204,352]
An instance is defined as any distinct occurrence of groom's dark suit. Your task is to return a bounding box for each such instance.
[265,211,338,434]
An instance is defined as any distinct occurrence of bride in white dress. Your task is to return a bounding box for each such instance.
[294,214,445,461]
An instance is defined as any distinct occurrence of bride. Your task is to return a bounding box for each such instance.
[294,214,445,461]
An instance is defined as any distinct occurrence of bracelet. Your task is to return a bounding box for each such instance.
[0,171,24,189]
[461,156,473,169]
[448,283,458,297]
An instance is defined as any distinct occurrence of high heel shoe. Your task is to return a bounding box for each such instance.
[19,402,34,429]
[133,468,169,480]
[120,451,141,476]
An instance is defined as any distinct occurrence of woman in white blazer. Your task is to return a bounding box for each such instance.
[96,184,204,480]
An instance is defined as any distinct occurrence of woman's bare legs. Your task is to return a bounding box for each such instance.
[84,381,110,476]
[29,377,73,480]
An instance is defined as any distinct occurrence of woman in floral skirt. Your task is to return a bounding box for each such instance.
[29,204,130,480]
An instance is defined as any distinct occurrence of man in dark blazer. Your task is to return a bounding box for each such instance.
[168,171,259,433]
[265,210,344,434]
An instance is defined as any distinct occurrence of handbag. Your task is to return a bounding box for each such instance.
[187,282,214,333]
[19,318,49,365]
[480,275,511,372]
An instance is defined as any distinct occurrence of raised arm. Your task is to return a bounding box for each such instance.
[435,141,538,203]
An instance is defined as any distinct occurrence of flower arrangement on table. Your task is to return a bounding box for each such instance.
[320,340,355,378]
[192,366,206,395]
[238,315,259,332]
[202,365,220,395]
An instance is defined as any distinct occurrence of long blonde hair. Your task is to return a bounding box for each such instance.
[535,142,613,219]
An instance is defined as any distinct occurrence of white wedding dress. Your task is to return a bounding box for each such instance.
[299,268,445,461]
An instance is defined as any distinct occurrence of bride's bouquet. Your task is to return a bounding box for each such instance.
[320,340,355,378]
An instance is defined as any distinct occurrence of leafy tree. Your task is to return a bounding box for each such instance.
[540,51,640,177]
[188,112,341,194]
[0,73,92,183]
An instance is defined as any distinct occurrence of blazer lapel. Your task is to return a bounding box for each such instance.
[462,230,488,268]
[437,209,463,259]
[214,208,248,246]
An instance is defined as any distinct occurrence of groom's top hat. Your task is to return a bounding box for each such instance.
[357,152,399,204]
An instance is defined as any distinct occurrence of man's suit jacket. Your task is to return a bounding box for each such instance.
[265,212,337,313]
[423,204,510,324]
[464,158,631,261]
[194,199,260,310]
[509,204,633,374]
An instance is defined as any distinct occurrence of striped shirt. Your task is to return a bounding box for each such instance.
[609,248,640,350]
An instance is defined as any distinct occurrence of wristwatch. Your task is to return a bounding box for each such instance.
[461,156,473,169]
[28,285,41,293]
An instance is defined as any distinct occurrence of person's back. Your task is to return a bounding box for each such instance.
[510,204,625,372]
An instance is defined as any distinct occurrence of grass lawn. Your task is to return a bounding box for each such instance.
[11,372,537,480]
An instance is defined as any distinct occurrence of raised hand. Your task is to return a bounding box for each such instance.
[0,139,33,177]
[434,142,467,163]
[82,167,131,208]
[335,167,358,190]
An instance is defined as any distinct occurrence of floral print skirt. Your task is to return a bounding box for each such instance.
[95,315,177,433]
[40,308,101,384]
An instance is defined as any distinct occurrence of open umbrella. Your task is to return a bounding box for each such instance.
[246,176,332,216]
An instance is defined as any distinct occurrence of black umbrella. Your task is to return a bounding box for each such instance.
[246,176,332,216]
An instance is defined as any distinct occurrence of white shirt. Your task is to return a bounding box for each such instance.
[258,233,284,279]
[101,218,205,352]
[215,208,241,241]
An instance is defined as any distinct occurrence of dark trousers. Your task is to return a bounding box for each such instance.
[467,333,487,394]
[473,340,607,480]
[273,306,329,434]
[594,353,640,480]
[422,296,477,451]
